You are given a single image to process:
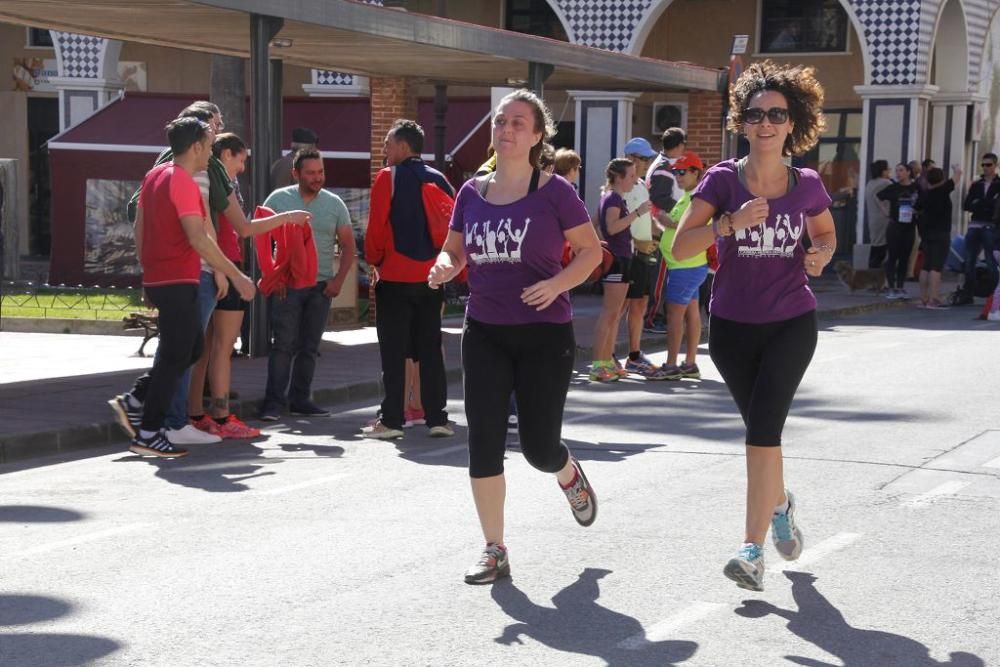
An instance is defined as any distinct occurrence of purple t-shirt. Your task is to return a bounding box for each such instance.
[598,190,631,258]
[693,159,832,324]
[449,174,591,325]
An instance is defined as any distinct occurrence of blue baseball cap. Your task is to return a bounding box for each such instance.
[623,137,657,158]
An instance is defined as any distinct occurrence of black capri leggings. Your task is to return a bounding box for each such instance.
[709,310,817,446]
[463,318,575,478]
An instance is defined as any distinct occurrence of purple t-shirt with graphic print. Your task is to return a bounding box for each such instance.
[449,174,591,325]
[599,190,631,258]
[693,159,832,324]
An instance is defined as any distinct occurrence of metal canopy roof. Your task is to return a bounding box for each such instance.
[0,0,724,93]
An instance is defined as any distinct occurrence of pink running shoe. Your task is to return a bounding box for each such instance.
[191,415,221,436]
[216,414,261,439]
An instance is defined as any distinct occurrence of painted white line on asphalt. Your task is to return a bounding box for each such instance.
[784,532,862,570]
[564,413,599,424]
[418,443,467,458]
[982,454,1000,469]
[617,601,727,650]
[902,480,971,507]
[261,474,349,496]
[7,523,151,558]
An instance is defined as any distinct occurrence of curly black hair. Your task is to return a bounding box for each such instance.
[728,60,826,157]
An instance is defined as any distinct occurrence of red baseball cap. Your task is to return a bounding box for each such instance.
[673,151,704,171]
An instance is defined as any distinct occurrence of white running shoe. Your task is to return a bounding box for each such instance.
[164,424,222,445]
[770,490,804,561]
[724,543,765,592]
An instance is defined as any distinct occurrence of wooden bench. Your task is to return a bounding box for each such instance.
[122,312,159,357]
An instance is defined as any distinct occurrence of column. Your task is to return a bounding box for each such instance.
[366,77,418,324]
[686,90,724,167]
[853,84,938,262]
[49,33,123,130]
[568,91,639,216]
[929,93,985,235]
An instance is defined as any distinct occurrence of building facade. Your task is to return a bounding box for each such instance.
[3,0,1000,279]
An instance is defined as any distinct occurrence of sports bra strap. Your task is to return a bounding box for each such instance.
[477,168,542,197]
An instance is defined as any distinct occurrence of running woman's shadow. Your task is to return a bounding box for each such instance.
[736,571,984,667]
[490,568,697,667]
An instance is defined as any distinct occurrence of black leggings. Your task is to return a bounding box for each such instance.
[709,310,817,446]
[463,318,575,478]
[885,222,916,289]
[141,284,204,432]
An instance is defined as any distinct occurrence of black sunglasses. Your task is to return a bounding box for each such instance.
[982,162,996,168]
[744,107,789,125]
[672,168,691,176]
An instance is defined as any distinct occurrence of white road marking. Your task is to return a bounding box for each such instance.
[617,601,727,650]
[5,523,151,558]
[901,480,971,507]
[982,454,1000,469]
[261,474,349,496]
[564,413,600,425]
[418,444,467,458]
[784,532,862,570]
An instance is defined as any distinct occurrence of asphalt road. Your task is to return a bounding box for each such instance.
[1,306,998,667]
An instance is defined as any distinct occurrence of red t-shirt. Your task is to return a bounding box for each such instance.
[217,211,242,263]
[139,162,206,286]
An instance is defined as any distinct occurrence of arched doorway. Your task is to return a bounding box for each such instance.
[926,0,971,233]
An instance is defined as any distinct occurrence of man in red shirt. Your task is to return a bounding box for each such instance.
[364,120,454,439]
[124,117,255,458]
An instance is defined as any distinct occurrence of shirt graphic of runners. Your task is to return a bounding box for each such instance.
[466,217,532,264]
[734,212,805,259]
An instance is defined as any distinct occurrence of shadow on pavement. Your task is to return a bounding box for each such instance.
[490,568,698,667]
[735,571,985,667]
[0,594,121,666]
[112,443,279,493]
[0,506,85,523]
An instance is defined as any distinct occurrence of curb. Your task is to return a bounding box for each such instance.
[0,300,909,465]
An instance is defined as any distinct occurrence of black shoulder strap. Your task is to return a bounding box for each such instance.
[787,166,799,191]
[737,157,799,194]
[477,169,540,197]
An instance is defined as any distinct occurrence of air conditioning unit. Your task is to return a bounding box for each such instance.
[652,102,688,135]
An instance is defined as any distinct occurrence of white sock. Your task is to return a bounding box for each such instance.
[774,497,790,515]
[138,429,157,439]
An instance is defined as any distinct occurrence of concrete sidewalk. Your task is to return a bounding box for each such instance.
[0,275,944,463]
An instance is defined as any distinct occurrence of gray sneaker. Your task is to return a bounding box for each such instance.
[429,424,455,438]
[561,458,597,527]
[464,543,510,585]
[363,420,404,440]
[770,490,804,561]
[724,543,765,592]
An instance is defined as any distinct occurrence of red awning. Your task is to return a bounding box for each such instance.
[49,91,491,178]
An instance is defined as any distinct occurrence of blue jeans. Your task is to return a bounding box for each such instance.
[964,225,998,297]
[264,284,331,408]
[161,271,217,429]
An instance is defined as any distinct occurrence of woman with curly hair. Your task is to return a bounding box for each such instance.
[672,61,837,592]
[428,89,602,585]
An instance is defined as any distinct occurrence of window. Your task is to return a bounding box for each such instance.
[26,28,54,49]
[760,0,848,54]
[795,108,862,197]
[505,0,568,41]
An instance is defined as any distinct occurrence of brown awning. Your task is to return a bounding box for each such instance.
[0,0,725,93]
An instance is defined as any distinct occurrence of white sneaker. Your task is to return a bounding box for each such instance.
[165,424,222,445]
[988,311,1000,321]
